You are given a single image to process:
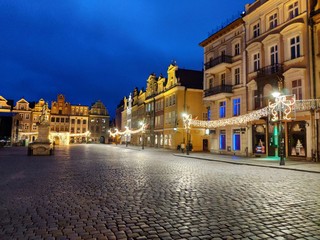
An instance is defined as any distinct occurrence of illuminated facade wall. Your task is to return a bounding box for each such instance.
[198,0,319,158]
[69,105,89,143]
[310,0,320,157]
[119,63,205,151]
[12,98,32,144]
[89,100,110,143]
[200,18,247,155]
[244,0,312,158]
[1,94,109,146]
[0,96,11,112]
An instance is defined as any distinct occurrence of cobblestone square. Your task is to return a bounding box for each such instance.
[0,145,319,239]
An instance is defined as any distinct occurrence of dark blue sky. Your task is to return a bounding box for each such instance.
[1,0,250,118]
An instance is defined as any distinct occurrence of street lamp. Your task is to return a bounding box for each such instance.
[269,92,296,166]
[182,113,192,155]
[272,91,285,165]
[140,121,145,150]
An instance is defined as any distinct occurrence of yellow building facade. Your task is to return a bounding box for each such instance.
[119,63,207,151]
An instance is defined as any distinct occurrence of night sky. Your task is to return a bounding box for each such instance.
[1,0,251,118]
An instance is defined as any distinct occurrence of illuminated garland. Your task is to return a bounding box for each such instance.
[109,124,146,136]
[190,107,269,128]
[268,95,296,121]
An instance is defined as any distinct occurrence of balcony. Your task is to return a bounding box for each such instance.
[204,85,233,101]
[204,55,233,74]
[257,64,283,78]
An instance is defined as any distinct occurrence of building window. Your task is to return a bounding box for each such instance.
[253,23,260,38]
[77,119,81,124]
[233,98,241,116]
[83,119,87,124]
[253,53,260,71]
[288,1,299,19]
[219,130,226,150]
[207,107,211,121]
[219,101,226,118]
[203,112,208,121]
[290,36,300,59]
[269,13,278,29]
[292,80,302,100]
[270,45,279,66]
[254,90,261,109]
[61,118,64,123]
[209,78,213,89]
[234,68,240,85]
[164,135,168,145]
[51,117,55,122]
[234,43,240,56]
[233,129,241,151]
[221,73,226,85]
[71,119,75,124]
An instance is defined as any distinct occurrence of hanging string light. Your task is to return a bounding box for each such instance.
[190,107,269,128]
[108,124,146,136]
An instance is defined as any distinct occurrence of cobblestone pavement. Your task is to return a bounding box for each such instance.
[0,145,319,240]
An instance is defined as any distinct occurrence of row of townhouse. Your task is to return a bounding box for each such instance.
[201,0,320,160]
[0,94,110,145]
[115,63,208,152]
[116,0,320,160]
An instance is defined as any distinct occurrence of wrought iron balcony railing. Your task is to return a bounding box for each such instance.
[295,99,320,111]
[204,55,233,70]
[257,64,283,77]
[204,85,233,97]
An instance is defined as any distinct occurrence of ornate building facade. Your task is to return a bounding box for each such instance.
[199,0,320,160]
[118,63,207,151]
[0,94,110,146]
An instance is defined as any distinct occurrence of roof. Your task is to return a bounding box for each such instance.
[176,69,203,89]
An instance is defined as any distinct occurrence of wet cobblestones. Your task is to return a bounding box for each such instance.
[0,145,319,239]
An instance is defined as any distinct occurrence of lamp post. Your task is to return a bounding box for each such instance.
[269,92,295,165]
[272,92,285,165]
[140,121,145,150]
[182,113,191,155]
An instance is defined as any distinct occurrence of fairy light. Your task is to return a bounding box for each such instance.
[20,131,91,146]
[268,94,296,122]
[108,124,146,136]
[190,107,269,128]
[182,113,192,129]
